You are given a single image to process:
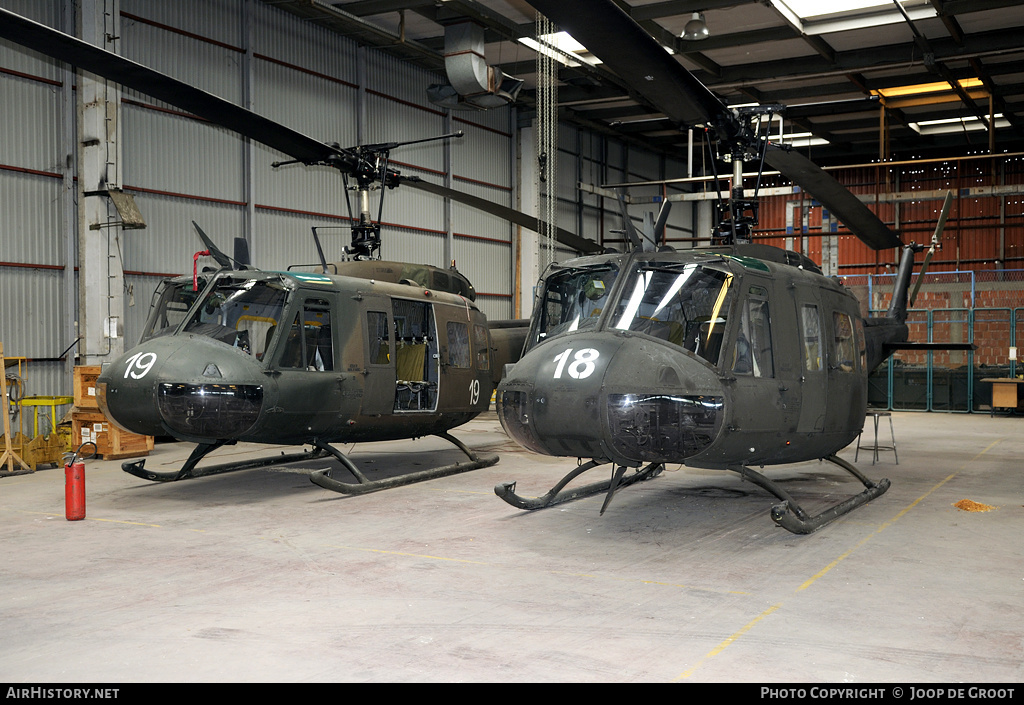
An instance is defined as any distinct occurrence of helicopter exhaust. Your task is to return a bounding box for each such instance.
[865,192,963,370]
[885,241,927,324]
[882,192,952,325]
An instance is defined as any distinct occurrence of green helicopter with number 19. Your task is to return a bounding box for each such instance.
[0,7,586,494]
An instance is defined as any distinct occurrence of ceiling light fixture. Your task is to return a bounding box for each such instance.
[518,31,601,67]
[874,78,983,98]
[910,114,1007,135]
[682,12,709,41]
[779,131,830,147]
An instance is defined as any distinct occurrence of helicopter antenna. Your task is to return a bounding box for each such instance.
[615,190,643,251]
[652,198,671,247]
[191,221,251,271]
[311,227,331,273]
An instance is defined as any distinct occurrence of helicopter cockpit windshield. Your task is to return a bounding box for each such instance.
[528,263,619,349]
[140,279,205,343]
[182,275,290,360]
[609,263,735,366]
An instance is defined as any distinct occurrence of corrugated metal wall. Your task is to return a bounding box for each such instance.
[0,0,73,403]
[546,124,697,262]
[754,155,1024,275]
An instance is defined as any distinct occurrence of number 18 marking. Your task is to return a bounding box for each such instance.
[552,347,600,380]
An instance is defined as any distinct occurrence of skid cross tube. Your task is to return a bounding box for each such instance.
[494,461,664,511]
[734,454,890,534]
[122,443,329,482]
[308,432,498,495]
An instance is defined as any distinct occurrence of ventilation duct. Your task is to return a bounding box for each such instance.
[427,20,523,110]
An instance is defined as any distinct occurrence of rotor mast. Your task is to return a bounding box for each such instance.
[274,131,464,260]
[711,105,779,246]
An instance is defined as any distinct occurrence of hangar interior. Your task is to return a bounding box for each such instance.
[3,0,1024,402]
[1,0,1023,683]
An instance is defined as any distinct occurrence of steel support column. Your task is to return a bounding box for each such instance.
[77,0,125,365]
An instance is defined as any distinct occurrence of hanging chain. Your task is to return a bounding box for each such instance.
[535,13,558,268]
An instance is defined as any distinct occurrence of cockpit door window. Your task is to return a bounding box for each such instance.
[832,311,857,373]
[732,294,773,378]
[279,299,334,371]
[801,304,823,372]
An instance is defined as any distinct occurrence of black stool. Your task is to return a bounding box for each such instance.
[855,410,897,465]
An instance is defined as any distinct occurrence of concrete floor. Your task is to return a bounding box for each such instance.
[1,410,1021,683]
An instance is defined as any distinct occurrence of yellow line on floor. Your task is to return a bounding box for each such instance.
[675,438,1003,681]
[676,603,783,680]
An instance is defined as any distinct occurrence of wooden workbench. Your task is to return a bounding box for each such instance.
[980,377,1024,415]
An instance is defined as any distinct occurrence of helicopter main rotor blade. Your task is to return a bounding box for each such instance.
[0,8,344,166]
[764,146,902,251]
[522,0,733,137]
[1,8,598,255]
[403,177,602,254]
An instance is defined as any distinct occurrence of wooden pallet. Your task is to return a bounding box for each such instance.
[71,409,153,460]
[1,342,30,474]
[73,365,102,409]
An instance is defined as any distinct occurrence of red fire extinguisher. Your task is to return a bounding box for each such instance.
[64,442,96,521]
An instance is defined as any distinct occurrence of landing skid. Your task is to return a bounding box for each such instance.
[736,454,890,534]
[308,432,498,495]
[494,460,664,514]
[123,441,330,482]
[494,454,889,533]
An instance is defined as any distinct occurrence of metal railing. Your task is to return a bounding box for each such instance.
[865,306,1023,412]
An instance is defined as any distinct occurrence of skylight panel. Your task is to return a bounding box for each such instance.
[770,0,937,34]
[779,1,894,20]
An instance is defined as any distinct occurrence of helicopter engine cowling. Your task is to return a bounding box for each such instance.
[96,334,265,442]
[497,333,725,468]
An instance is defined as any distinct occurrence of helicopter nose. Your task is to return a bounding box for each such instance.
[97,335,265,441]
[498,335,725,466]
[499,336,623,459]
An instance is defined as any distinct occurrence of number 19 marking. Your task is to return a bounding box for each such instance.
[123,351,157,379]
